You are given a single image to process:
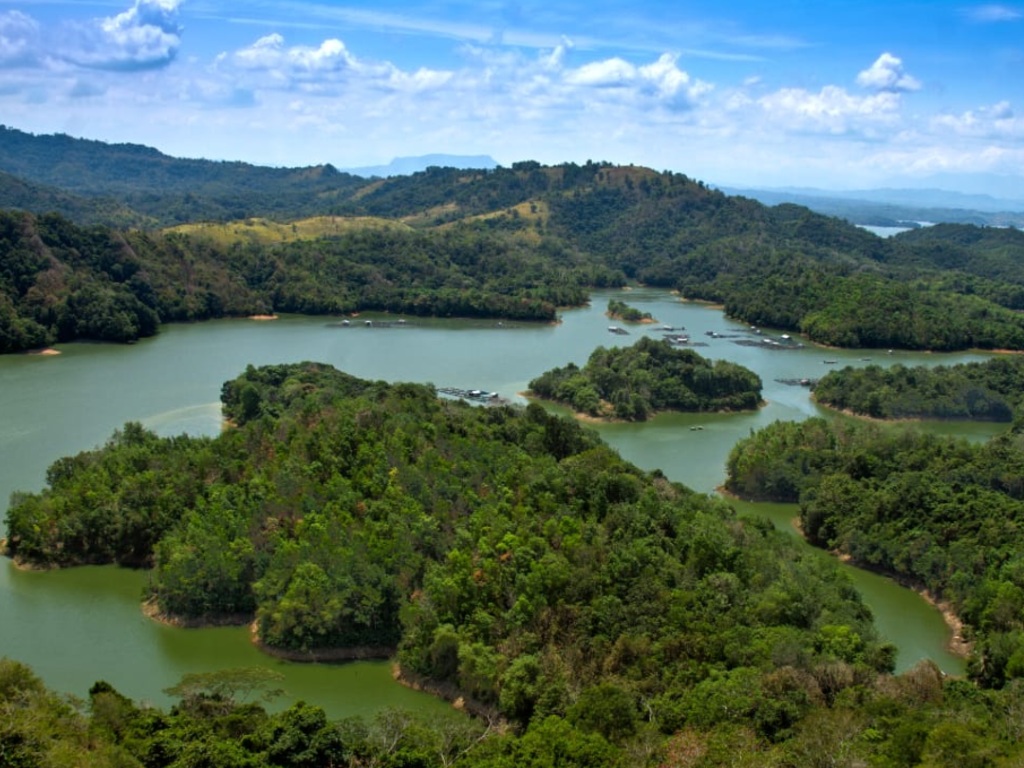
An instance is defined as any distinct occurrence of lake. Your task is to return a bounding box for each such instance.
[0,287,999,714]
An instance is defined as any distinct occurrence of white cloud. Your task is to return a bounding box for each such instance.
[864,143,1024,179]
[65,0,183,71]
[562,53,710,109]
[856,53,921,93]
[231,34,357,74]
[757,85,902,134]
[964,4,1023,22]
[3,8,1020,191]
[222,34,452,93]
[540,38,573,71]
[931,100,1023,137]
[0,11,40,68]
[564,57,635,88]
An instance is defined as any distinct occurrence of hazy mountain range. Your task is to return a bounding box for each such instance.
[722,184,1024,228]
[343,154,499,178]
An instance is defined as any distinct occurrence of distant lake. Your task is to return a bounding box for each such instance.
[857,221,935,238]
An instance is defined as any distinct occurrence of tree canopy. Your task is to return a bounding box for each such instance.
[8,362,896,745]
[813,357,1024,422]
[5,130,1024,353]
[725,416,1024,689]
[528,336,762,420]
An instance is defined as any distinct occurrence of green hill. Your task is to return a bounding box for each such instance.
[0,125,366,224]
[0,168,150,227]
[4,127,1024,353]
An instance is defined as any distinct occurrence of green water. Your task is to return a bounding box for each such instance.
[0,288,996,708]
[730,501,966,675]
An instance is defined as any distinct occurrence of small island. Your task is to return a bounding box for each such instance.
[813,358,1024,422]
[606,298,654,323]
[528,336,762,421]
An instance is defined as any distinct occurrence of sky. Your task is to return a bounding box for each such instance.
[0,0,1022,193]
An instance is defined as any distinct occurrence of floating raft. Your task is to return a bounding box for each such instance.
[437,387,511,405]
[775,378,819,388]
[328,319,414,328]
[662,334,709,347]
[732,338,804,350]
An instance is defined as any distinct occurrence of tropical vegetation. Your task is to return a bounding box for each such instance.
[528,337,762,420]
[5,362,918,763]
[4,127,1024,354]
[813,357,1024,422]
[725,417,1024,689]
[6,654,1024,767]
[607,298,653,323]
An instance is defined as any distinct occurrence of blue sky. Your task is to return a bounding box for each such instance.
[0,0,1021,192]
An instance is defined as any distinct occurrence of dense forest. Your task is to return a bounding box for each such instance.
[528,337,762,420]
[6,363,898,758]
[4,128,1024,354]
[8,126,1024,764]
[725,417,1024,689]
[0,125,368,224]
[5,653,1024,767]
[5,364,1024,766]
[0,208,621,352]
[813,357,1024,421]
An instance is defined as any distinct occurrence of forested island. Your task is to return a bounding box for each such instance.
[5,363,1024,765]
[813,357,1024,421]
[527,337,762,420]
[5,128,1024,354]
[607,298,653,323]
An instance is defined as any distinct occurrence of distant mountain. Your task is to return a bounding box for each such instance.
[773,186,1024,214]
[885,171,1024,202]
[722,184,1024,228]
[345,154,499,178]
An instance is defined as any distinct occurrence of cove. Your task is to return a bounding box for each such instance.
[0,287,999,711]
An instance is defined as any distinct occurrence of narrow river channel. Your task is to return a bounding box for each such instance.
[0,288,999,715]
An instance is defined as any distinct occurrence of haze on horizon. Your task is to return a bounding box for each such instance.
[0,0,1021,195]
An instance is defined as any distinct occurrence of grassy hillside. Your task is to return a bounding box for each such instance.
[166,215,412,246]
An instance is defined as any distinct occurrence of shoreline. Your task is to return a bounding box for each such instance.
[678,297,726,310]
[141,598,252,629]
[141,600,400,663]
[2,546,58,571]
[606,312,657,325]
[248,314,279,321]
[393,665,503,724]
[716,490,972,660]
[832,552,972,659]
[521,391,766,425]
[140,600,497,717]
[814,396,1012,426]
[248,621,395,662]
[814,398,925,425]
